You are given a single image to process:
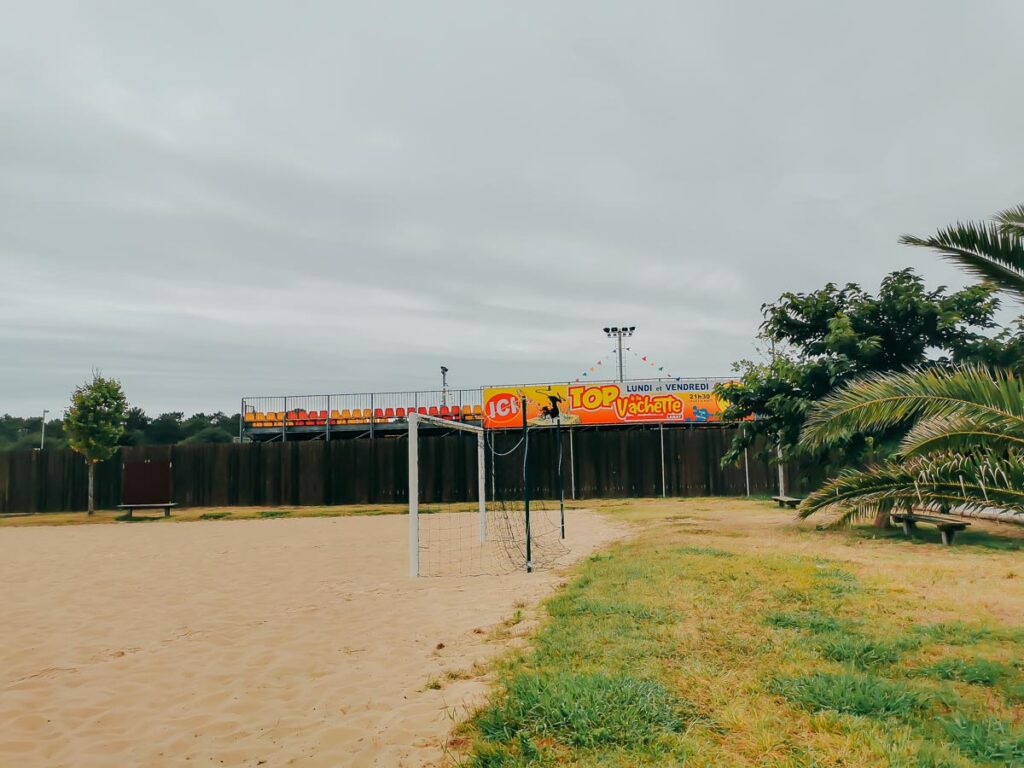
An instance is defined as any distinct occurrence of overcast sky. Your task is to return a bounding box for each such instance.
[2,2,1023,416]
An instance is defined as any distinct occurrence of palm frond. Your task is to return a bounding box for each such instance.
[899,413,1024,457]
[995,203,1024,240]
[800,366,1024,449]
[798,452,1024,520]
[900,221,1024,301]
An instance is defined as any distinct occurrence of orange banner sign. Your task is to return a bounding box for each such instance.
[482,379,732,428]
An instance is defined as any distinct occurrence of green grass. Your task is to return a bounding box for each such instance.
[674,545,735,558]
[258,510,292,519]
[477,672,689,748]
[764,610,846,634]
[458,500,1024,766]
[198,511,232,520]
[913,658,1008,686]
[812,634,909,668]
[941,715,1024,763]
[768,672,930,718]
[909,622,992,646]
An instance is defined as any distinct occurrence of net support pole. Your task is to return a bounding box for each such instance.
[477,431,486,542]
[569,427,576,500]
[557,416,565,539]
[522,397,532,573]
[408,413,419,578]
[660,422,667,497]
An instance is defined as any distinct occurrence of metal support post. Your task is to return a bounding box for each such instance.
[408,413,419,577]
[522,397,532,573]
[477,432,486,542]
[569,428,576,500]
[659,422,666,497]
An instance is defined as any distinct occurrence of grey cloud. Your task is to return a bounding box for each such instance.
[2,1,1024,414]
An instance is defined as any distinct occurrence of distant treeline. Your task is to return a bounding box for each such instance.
[0,409,240,451]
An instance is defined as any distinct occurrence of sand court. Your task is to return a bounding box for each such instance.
[0,510,621,767]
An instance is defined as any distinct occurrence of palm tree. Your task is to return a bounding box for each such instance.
[899,204,1024,299]
[798,366,1024,522]
[797,205,1024,525]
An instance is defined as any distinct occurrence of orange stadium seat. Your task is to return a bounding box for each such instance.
[330,409,342,425]
[374,408,385,421]
[396,407,406,418]
[384,407,395,420]
[428,406,439,416]
[439,406,451,419]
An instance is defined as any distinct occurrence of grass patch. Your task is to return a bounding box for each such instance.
[198,512,232,520]
[769,672,930,718]
[765,610,845,634]
[459,498,1024,766]
[941,715,1024,763]
[913,657,1008,686]
[674,545,734,558]
[813,633,907,668]
[258,510,292,519]
[477,672,689,748]
[548,594,671,623]
[909,621,992,646]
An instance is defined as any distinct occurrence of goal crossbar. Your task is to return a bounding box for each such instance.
[407,412,486,577]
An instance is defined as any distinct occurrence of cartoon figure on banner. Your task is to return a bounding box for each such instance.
[540,392,563,421]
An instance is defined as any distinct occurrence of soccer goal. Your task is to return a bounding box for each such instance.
[407,412,568,578]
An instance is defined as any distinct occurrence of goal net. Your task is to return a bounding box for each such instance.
[408,413,569,577]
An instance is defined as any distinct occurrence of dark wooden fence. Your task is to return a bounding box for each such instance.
[0,425,802,514]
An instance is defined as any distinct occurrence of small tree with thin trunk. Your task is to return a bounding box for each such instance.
[63,373,128,515]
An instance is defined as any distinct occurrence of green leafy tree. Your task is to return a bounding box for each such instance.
[797,204,1024,524]
[63,373,128,514]
[717,269,1005,475]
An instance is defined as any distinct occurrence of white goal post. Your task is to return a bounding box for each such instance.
[407,412,486,578]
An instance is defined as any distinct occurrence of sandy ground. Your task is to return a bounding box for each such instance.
[0,510,623,767]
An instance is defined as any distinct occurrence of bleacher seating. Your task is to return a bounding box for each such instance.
[244,393,486,432]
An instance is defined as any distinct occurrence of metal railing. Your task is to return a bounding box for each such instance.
[238,377,735,439]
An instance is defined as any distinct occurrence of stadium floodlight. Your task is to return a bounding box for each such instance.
[603,325,636,382]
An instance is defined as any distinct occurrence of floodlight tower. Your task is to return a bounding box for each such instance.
[603,326,635,382]
[440,365,449,406]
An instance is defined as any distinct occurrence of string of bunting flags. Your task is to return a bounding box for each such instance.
[626,347,677,380]
[574,348,618,382]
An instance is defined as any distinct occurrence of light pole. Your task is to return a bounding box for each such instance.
[440,366,449,406]
[40,409,49,450]
[602,326,635,382]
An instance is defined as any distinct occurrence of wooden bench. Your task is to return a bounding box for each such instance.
[890,512,969,545]
[118,503,177,519]
[772,495,802,509]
